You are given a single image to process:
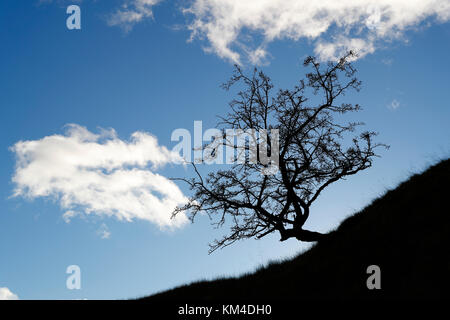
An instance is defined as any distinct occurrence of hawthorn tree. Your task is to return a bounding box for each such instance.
[173,51,387,253]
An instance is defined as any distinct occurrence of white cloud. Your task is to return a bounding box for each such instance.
[381,58,394,66]
[42,0,450,63]
[63,210,80,223]
[0,287,19,300]
[389,99,401,110]
[183,0,450,63]
[11,124,188,229]
[97,223,111,239]
[107,0,163,31]
[314,36,376,62]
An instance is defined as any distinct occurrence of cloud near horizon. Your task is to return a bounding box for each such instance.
[11,124,188,229]
[0,287,19,300]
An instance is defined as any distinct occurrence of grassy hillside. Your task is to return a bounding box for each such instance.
[143,159,450,300]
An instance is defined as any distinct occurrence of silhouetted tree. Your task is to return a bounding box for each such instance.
[173,51,387,253]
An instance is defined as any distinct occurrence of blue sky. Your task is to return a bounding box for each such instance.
[0,0,449,300]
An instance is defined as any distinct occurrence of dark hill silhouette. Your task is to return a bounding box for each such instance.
[142,159,450,300]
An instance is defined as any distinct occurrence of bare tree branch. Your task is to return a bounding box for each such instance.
[173,51,388,253]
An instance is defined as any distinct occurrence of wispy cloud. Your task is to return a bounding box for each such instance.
[97,223,111,239]
[11,124,188,229]
[381,58,394,66]
[41,0,450,63]
[107,0,163,32]
[62,210,81,223]
[388,99,401,110]
[0,287,19,300]
[183,0,450,64]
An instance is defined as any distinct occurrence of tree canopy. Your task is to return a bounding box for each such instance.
[173,52,387,253]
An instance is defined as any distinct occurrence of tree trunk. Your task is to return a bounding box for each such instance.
[279,228,326,242]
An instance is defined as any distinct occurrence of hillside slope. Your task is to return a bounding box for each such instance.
[143,159,450,300]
